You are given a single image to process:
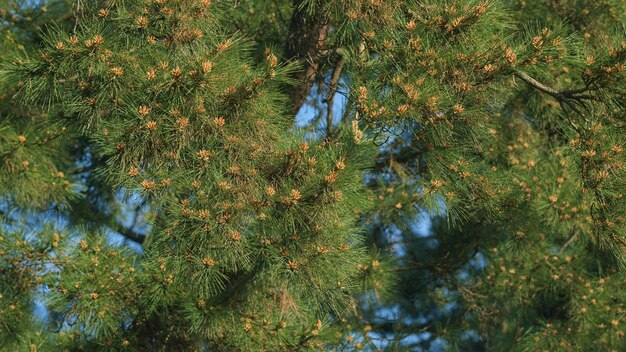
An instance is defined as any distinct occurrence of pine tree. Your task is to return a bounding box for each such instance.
[1,0,626,351]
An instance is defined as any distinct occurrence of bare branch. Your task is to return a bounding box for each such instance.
[559,230,578,254]
[514,72,598,103]
[325,55,345,137]
[514,72,561,96]
[514,71,598,128]
[114,223,146,245]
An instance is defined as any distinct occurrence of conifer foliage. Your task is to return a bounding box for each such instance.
[1,0,626,351]
[2,1,375,350]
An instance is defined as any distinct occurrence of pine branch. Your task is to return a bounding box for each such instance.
[514,72,561,96]
[514,71,598,129]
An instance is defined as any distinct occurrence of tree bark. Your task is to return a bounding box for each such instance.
[285,0,330,113]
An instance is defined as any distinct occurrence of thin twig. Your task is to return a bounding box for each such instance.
[73,0,83,34]
[559,231,578,254]
[325,55,345,137]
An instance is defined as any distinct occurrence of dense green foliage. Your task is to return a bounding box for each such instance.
[1,0,626,351]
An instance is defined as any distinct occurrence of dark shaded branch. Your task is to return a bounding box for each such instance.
[370,320,436,337]
[114,198,149,245]
[325,54,345,136]
[285,0,330,113]
[114,223,145,245]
